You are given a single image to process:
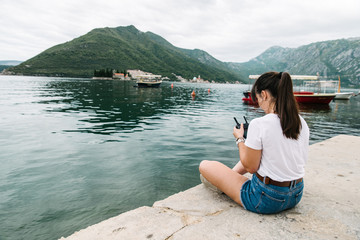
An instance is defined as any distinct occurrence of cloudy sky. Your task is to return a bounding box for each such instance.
[1,0,360,62]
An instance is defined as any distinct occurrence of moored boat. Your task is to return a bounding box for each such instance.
[243,74,336,105]
[334,76,353,100]
[242,91,256,105]
[136,76,162,88]
[294,91,335,104]
[334,92,353,100]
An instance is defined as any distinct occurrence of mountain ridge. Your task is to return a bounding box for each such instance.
[6,25,243,83]
[4,25,360,86]
[228,38,360,86]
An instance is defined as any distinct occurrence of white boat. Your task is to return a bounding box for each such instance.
[334,92,353,100]
[135,75,162,88]
[334,76,353,100]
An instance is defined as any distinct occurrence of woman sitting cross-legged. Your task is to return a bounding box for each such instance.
[199,71,309,214]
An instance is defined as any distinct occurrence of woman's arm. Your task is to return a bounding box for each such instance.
[232,160,247,174]
[233,124,262,174]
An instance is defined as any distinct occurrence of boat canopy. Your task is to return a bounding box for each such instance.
[137,75,162,79]
[249,75,319,80]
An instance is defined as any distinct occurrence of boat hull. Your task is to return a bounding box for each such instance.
[137,82,162,88]
[242,91,336,104]
[242,91,257,105]
[294,92,335,104]
[334,92,353,100]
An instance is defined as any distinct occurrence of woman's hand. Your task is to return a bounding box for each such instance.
[233,123,262,174]
[233,123,244,139]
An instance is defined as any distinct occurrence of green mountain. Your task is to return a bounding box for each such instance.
[6,25,244,83]
[5,25,360,86]
[227,38,360,86]
[0,65,11,72]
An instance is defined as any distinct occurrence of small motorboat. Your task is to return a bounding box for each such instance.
[334,76,353,100]
[242,91,257,105]
[334,92,353,100]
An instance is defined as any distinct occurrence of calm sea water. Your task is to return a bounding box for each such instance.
[0,76,359,239]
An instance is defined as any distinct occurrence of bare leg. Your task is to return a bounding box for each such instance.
[199,160,249,206]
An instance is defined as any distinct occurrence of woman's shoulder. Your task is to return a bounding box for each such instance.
[256,113,279,123]
[250,114,279,127]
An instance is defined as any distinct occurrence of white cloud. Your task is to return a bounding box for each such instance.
[0,0,359,62]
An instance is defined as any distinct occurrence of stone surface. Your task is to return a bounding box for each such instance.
[60,206,185,240]
[60,135,360,239]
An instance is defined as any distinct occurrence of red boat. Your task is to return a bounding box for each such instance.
[242,91,256,105]
[243,75,336,105]
[293,91,335,104]
[242,90,335,105]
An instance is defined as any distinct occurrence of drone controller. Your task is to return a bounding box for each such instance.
[234,116,249,138]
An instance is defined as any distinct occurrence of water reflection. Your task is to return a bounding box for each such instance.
[37,79,360,145]
[298,103,331,113]
[40,80,197,136]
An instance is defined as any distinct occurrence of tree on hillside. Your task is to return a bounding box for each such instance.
[94,68,113,77]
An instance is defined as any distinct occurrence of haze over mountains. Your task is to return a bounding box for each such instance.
[229,38,360,86]
[0,60,23,72]
[3,25,360,86]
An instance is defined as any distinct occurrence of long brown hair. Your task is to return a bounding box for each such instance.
[251,72,301,139]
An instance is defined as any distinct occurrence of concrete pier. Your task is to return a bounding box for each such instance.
[60,135,360,239]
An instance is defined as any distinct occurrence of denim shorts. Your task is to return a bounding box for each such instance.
[240,173,304,214]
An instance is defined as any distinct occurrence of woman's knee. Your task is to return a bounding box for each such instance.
[199,160,210,173]
[199,160,221,175]
[199,160,214,173]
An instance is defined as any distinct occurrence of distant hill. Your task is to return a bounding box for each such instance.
[227,38,360,87]
[6,25,244,83]
[0,65,10,72]
[0,60,22,65]
[0,60,22,72]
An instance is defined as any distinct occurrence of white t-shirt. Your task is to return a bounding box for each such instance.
[245,113,309,181]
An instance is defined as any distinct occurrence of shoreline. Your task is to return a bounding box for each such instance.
[2,74,360,88]
[0,74,247,84]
